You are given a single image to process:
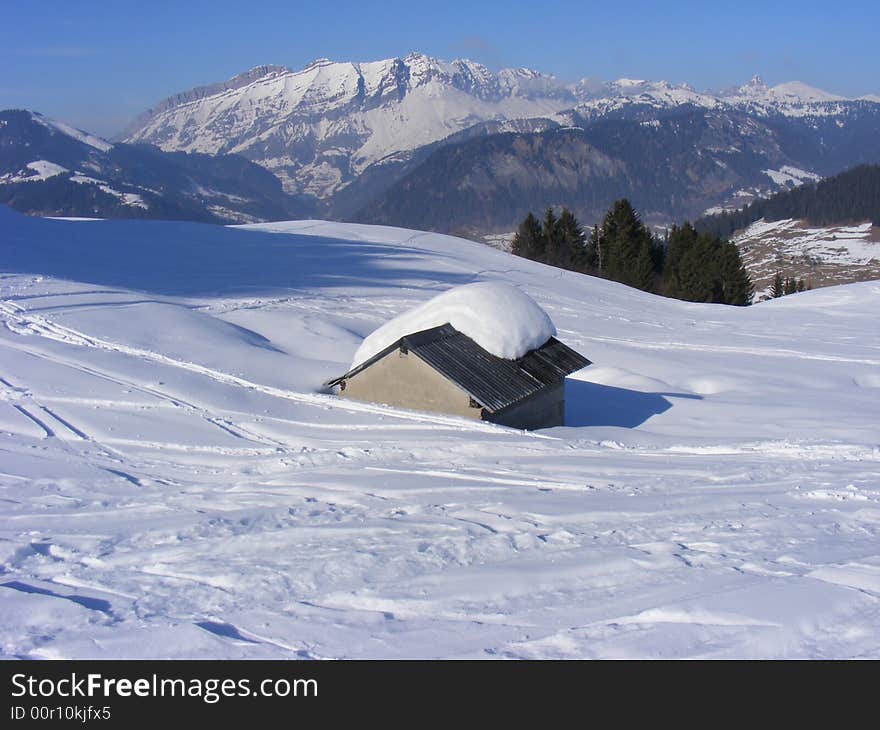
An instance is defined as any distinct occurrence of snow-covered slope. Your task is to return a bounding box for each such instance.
[31,113,113,152]
[1,207,879,658]
[0,159,69,184]
[734,218,880,296]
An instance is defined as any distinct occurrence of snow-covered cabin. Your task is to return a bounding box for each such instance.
[326,283,590,429]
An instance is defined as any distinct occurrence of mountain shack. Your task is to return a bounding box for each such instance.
[325,283,590,430]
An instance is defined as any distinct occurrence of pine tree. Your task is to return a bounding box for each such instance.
[718,241,754,306]
[664,223,713,301]
[783,277,797,296]
[663,223,694,299]
[664,223,752,305]
[649,234,666,277]
[585,224,602,272]
[600,199,657,292]
[511,212,543,261]
[510,203,752,305]
[542,208,559,265]
[632,241,657,292]
[679,235,719,302]
[770,272,784,298]
[557,207,587,271]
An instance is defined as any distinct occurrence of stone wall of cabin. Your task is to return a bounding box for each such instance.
[339,347,481,420]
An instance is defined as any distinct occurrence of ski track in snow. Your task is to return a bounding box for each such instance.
[0,213,879,658]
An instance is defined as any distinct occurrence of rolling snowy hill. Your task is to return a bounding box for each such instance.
[1,206,879,658]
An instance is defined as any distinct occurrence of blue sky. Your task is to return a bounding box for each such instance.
[2,0,878,137]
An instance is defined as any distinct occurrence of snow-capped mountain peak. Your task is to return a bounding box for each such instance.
[124,53,577,197]
[769,81,844,103]
[570,77,721,116]
[721,77,845,107]
[122,55,878,199]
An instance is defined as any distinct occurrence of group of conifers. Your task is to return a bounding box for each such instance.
[511,199,754,306]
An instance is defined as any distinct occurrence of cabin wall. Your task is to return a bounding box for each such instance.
[339,347,481,419]
[486,382,565,430]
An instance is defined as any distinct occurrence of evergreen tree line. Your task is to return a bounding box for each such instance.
[769,272,809,299]
[696,164,880,239]
[511,199,754,306]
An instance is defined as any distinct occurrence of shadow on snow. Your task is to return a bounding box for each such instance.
[0,206,473,297]
[565,379,703,428]
[1,580,113,615]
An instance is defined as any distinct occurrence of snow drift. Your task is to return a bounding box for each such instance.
[350,282,556,368]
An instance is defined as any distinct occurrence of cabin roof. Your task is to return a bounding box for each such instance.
[327,323,590,413]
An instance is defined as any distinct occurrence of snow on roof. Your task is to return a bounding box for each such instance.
[350,282,556,369]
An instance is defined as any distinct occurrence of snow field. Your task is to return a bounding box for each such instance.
[0,210,878,658]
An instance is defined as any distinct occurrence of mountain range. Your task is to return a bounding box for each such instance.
[0,110,309,223]
[4,53,880,233]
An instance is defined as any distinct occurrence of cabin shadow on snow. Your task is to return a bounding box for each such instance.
[564,379,702,428]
